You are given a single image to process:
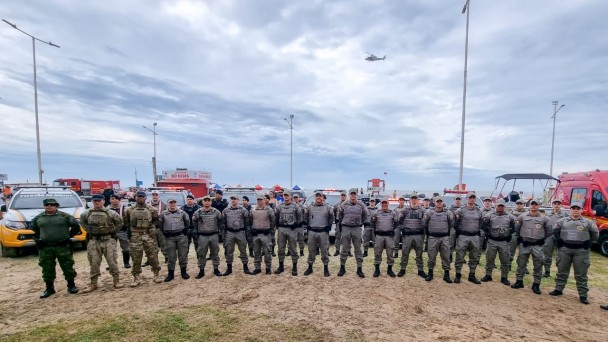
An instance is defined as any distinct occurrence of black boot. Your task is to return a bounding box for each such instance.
[417,270,427,278]
[443,270,453,283]
[549,289,563,296]
[40,281,55,299]
[531,283,541,295]
[454,273,462,284]
[164,270,175,282]
[123,252,131,269]
[356,266,365,278]
[338,265,346,277]
[323,265,330,277]
[333,249,341,256]
[387,265,396,278]
[397,269,406,277]
[195,268,205,279]
[250,268,261,275]
[481,275,492,282]
[468,273,481,285]
[249,248,254,258]
[67,279,78,294]
[213,267,222,277]
[373,265,381,278]
[348,251,353,257]
[300,249,304,257]
[266,267,272,275]
[243,264,251,275]
[286,251,291,256]
[275,262,285,274]
[425,269,434,282]
[362,250,368,258]
[143,260,150,267]
[223,264,233,276]
[181,267,190,279]
[393,250,399,259]
[543,270,550,278]
[304,264,313,276]
[580,297,589,305]
[500,277,510,286]
[511,280,524,289]
[292,263,298,276]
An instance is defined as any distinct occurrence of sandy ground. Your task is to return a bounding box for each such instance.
[1,246,607,341]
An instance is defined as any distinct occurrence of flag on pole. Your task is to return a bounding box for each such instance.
[383,171,388,175]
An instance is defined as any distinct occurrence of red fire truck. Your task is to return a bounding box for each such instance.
[156,168,211,198]
[52,179,120,196]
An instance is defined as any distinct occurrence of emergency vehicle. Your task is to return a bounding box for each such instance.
[52,179,120,197]
[552,170,608,256]
[157,168,211,198]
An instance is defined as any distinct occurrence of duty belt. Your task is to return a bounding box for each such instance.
[375,230,394,237]
[163,230,185,237]
[342,224,361,228]
[427,232,449,238]
[402,229,424,236]
[488,235,510,242]
[562,241,589,250]
[521,238,545,247]
[199,231,218,236]
[252,229,272,236]
[308,227,328,233]
[226,227,244,233]
[279,225,299,230]
[459,231,479,237]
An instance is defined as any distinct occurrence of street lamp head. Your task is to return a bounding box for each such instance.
[290,114,294,119]
[153,122,157,127]
[2,19,17,28]
[560,104,565,109]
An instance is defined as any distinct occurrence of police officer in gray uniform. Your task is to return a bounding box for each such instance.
[337,188,368,278]
[549,202,599,304]
[303,191,334,277]
[250,195,276,275]
[510,199,550,294]
[193,196,223,278]
[158,197,191,282]
[481,199,514,285]
[333,192,347,256]
[293,194,306,257]
[241,196,254,257]
[423,197,454,283]
[362,198,377,257]
[222,195,252,276]
[448,195,464,262]
[508,199,527,266]
[392,196,407,259]
[543,199,569,277]
[397,194,427,278]
[275,191,302,276]
[371,199,398,277]
[453,193,484,284]
[480,197,493,256]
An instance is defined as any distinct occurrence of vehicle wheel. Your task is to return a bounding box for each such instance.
[1,244,19,258]
[599,234,608,257]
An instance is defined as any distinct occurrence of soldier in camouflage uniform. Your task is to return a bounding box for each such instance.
[31,198,80,298]
[549,202,599,304]
[81,194,124,293]
[108,194,130,268]
[125,191,163,287]
[275,191,303,276]
[148,190,167,263]
[222,195,252,275]
[423,197,454,283]
[397,194,427,278]
[193,196,223,278]
[543,199,569,277]
[480,199,514,286]
[337,188,368,278]
[250,195,276,275]
[453,193,484,284]
[159,197,191,282]
[362,198,377,258]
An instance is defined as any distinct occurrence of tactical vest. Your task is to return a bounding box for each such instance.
[510,208,526,218]
[559,218,591,243]
[196,209,219,233]
[394,206,406,228]
[402,207,424,231]
[277,203,297,227]
[547,211,568,232]
[161,210,187,233]
[37,214,71,242]
[252,207,271,229]
[427,210,451,235]
[449,204,462,214]
[482,207,493,215]
[341,202,363,226]
[85,209,115,235]
[365,206,377,224]
[458,207,482,234]
[374,210,395,232]
[519,214,546,241]
[308,204,330,228]
[487,213,512,238]
[225,206,246,229]
[129,206,153,231]
[182,204,200,224]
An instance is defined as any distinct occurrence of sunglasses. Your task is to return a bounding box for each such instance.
[203,199,211,201]
[44,203,57,206]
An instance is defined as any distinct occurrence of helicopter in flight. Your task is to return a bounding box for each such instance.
[365,52,386,62]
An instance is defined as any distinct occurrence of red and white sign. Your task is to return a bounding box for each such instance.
[162,169,212,180]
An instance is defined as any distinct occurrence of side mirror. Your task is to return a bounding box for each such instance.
[594,204,607,217]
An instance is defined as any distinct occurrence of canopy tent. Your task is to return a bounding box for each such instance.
[212,184,223,190]
[292,185,301,190]
[272,184,282,191]
[491,173,558,204]
[255,184,263,191]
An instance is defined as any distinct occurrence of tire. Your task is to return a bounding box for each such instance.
[1,244,19,258]
[599,234,608,257]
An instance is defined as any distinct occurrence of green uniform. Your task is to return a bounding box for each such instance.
[31,211,81,283]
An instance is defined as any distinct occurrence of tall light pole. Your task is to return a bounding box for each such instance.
[550,101,565,182]
[3,19,60,184]
[457,0,470,191]
[142,123,158,186]
[284,114,294,187]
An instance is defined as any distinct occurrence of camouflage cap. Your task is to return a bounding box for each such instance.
[43,198,59,206]
[516,199,525,204]
[570,201,583,208]
[256,194,265,200]
[467,192,476,198]
[454,195,462,200]
[483,197,492,202]
[495,199,506,206]
[202,195,212,201]
[348,188,358,194]
[529,199,540,205]
[435,196,444,202]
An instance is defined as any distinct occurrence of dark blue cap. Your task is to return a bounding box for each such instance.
[92,194,104,200]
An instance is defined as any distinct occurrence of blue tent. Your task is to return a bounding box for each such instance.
[212,184,223,190]
[292,185,301,190]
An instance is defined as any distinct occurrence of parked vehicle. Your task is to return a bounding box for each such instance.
[145,187,188,207]
[303,189,347,244]
[53,178,120,197]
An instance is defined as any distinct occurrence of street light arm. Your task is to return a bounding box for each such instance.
[3,19,60,48]
[142,125,158,135]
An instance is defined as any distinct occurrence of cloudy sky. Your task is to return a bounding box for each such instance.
[1,0,606,193]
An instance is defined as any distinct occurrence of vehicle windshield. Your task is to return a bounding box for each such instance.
[304,193,343,206]
[441,196,483,208]
[10,193,83,209]
[147,192,186,207]
[223,191,258,205]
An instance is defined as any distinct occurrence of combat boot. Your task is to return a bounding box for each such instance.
[333,249,341,256]
[223,264,233,276]
[67,279,79,294]
[580,297,589,305]
[397,269,406,277]
[417,270,427,278]
[250,268,261,275]
[362,250,368,258]
[393,250,399,259]
[443,270,453,283]
[323,265,330,277]
[304,264,313,276]
[468,273,481,285]
[265,267,272,275]
[549,289,563,296]
[543,270,550,278]
[113,276,124,289]
[531,283,541,295]
[387,265,396,278]
[500,277,511,286]
[243,264,251,275]
[454,273,462,284]
[213,267,222,277]
[425,269,434,282]
[153,271,163,283]
[511,280,524,289]
[130,274,141,287]
[195,269,205,279]
[123,251,131,269]
[373,264,381,278]
[40,282,55,299]
[356,266,365,278]
[82,280,99,293]
[249,247,254,258]
[481,275,493,282]
[300,249,304,257]
[181,267,190,279]
[274,262,285,274]
[164,270,175,282]
[338,265,346,277]
[292,262,298,276]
